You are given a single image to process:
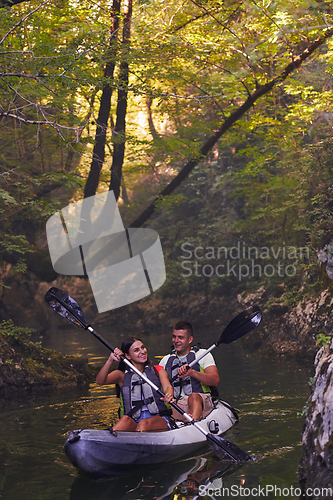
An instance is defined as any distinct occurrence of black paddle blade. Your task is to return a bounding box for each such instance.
[44,287,88,329]
[206,434,253,462]
[218,305,262,345]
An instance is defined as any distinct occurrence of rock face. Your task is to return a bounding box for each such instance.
[298,341,333,498]
[238,287,333,359]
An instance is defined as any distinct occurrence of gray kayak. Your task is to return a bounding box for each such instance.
[64,400,237,478]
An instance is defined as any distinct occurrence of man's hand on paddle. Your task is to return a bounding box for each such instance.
[177,364,220,387]
[177,364,192,378]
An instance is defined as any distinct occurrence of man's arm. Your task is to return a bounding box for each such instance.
[177,364,220,387]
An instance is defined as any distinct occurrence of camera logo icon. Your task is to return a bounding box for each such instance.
[46,192,166,312]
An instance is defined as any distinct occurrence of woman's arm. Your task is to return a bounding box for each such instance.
[96,349,124,386]
[158,367,174,403]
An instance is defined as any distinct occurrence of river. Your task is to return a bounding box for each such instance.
[0,323,314,499]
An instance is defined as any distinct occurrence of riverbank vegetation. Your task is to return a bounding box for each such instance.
[0,320,95,393]
[1,0,333,357]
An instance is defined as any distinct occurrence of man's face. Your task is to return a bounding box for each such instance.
[172,329,193,356]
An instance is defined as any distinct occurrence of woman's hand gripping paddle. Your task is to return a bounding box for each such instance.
[45,287,253,462]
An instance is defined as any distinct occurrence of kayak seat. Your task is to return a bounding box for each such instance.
[169,417,180,429]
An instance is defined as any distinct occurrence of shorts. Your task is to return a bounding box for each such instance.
[134,409,172,430]
[173,393,214,420]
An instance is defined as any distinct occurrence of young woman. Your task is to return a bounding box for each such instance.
[96,337,174,432]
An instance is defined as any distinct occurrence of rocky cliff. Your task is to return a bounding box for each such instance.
[237,287,333,359]
[298,341,333,498]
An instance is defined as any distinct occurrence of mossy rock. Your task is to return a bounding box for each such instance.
[0,320,97,394]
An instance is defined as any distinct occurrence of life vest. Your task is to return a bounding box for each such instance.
[119,365,172,420]
[164,348,211,399]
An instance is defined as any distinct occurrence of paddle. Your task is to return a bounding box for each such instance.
[186,304,262,371]
[44,286,252,462]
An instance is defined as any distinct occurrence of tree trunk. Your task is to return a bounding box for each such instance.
[146,96,159,140]
[109,0,132,201]
[83,0,121,200]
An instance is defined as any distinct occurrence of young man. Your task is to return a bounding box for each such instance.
[159,321,220,421]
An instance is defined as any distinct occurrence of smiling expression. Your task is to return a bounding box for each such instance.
[172,329,193,356]
[126,340,148,365]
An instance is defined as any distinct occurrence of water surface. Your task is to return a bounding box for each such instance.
[0,324,314,499]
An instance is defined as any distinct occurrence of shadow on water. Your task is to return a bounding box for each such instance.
[0,324,314,499]
[69,455,243,500]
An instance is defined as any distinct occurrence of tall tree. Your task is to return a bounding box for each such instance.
[2,0,333,270]
[109,0,132,201]
[83,0,121,199]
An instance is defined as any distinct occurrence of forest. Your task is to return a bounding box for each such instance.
[1,0,333,344]
[3,2,333,496]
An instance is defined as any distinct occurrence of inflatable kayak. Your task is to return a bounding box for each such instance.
[64,400,237,478]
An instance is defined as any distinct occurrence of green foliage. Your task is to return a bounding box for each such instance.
[297,376,317,416]
[0,319,35,341]
[0,0,110,279]
[0,319,96,385]
[1,0,333,308]
[315,333,331,348]
[297,402,309,418]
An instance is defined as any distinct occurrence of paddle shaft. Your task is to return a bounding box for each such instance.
[46,289,246,461]
[92,333,234,454]
[170,343,216,383]
[174,307,261,377]
[90,329,212,440]
[47,292,212,434]
[187,343,217,369]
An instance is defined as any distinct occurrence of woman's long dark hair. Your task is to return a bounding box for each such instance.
[116,336,153,397]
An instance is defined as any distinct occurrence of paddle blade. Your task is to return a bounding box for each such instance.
[218,305,262,345]
[44,287,88,329]
[206,434,253,462]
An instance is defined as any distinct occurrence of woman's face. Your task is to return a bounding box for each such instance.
[126,340,147,364]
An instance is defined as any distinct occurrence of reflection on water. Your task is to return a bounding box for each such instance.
[69,455,242,500]
[0,324,314,499]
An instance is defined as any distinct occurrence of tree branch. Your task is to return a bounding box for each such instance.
[0,112,88,138]
[129,27,333,228]
[0,0,34,8]
[0,0,50,45]
[0,72,48,78]
[83,0,121,200]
